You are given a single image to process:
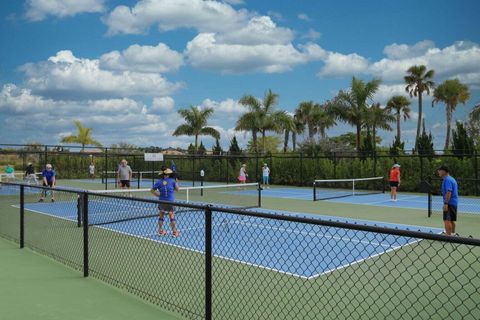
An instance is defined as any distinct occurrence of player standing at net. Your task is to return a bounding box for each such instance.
[389,164,401,201]
[150,168,180,237]
[262,163,270,188]
[39,164,55,202]
[238,164,248,184]
[24,163,38,185]
[437,165,459,236]
[116,159,132,191]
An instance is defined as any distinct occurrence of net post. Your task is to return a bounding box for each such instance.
[20,184,24,249]
[201,177,204,197]
[352,179,355,196]
[205,206,213,320]
[76,195,82,228]
[82,192,89,277]
[427,191,432,218]
[313,182,317,201]
[258,184,262,207]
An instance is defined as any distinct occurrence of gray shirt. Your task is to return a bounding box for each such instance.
[117,165,132,180]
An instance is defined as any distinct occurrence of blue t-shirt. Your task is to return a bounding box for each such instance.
[152,178,177,201]
[441,175,458,207]
[42,169,56,183]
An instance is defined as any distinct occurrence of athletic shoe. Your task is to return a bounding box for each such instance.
[38,199,44,202]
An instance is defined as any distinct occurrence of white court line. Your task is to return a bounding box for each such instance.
[306,237,426,280]
[12,204,430,280]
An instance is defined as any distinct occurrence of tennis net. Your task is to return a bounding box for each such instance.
[313,176,385,201]
[0,172,42,185]
[85,182,261,226]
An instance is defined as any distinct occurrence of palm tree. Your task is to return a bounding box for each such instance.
[385,95,411,141]
[236,89,282,152]
[315,103,336,140]
[173,106,220,151]
[331,77,381,151]
[404,65,435,149]
[364,103,395,151]
[432,79,471,150]
[61,120,102,151]
[291,115,305,152]
[275,112,296,152]
[295,101,319,145]
[471,103,480,121]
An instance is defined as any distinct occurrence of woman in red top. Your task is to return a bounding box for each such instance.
[389,164,401,202]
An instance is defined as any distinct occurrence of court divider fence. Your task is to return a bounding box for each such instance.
[1,181,480,320]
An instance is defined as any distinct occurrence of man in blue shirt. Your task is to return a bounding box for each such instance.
[39,164,56,202]
[150,168,180,237]
[437,165,459,236]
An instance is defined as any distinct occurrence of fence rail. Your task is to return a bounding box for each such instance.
[1,182,480,320]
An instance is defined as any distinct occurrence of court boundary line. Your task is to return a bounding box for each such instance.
[13,204,435,280]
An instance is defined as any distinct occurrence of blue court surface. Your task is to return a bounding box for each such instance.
[231,187,480,214]
[18,196,442,279]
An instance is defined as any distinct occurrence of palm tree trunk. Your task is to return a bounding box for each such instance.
[308,124,315,145]
[81,144,85,152]
[252,130,257,152]
[292,131,297,151]
[444,105,453,150]
[415,92,423,150]
[396,110,401,141]
[373,126,377,152]
[356,124,361,152]
[283,130,289,152]
[262,130,266,152]
[195,135,198,153]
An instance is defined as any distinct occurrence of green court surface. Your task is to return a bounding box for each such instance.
[0,237,183,320]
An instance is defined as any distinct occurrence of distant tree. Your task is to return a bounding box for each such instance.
[22,141,44,152]
[467,103,480,147]
[331,77,381,152]
[363,103,395,151]
[432,79,471,150]
[197,141,207,155]
[212,139,223,155]
[61,120,102,151]
[417,120,435,157]
[228,136,242,155]
[451,121,475,158]
[291,115,305,152]
[362,129,375,156]
[173,106,220,152]
[404,65,435,149]
[389,136,405,157]
[386,95,411,141]
[187,143,196,154]
[111,142,139,153]
[247,136,280,154]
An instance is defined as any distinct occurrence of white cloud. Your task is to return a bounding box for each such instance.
[222,0,244,5]
[185,34,325,73]
[26,0,105,21]
[302,28,321,40]
[103,0,250,35]
[383,40,435,60]
[20,50,182,100]
[99,43,183,73]
[297,13,311,21]
[370,41,480,84]
[319,52,370,78]
[373,84,409,104]
[150,97,175,113]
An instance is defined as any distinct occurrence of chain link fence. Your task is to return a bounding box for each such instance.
[1,181,480,319]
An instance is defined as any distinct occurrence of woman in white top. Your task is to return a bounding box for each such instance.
[238,164,247,184]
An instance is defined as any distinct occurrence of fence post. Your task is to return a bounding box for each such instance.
[373,151,377,177]
[104,148,108,190]
[299,152,304,186]
[44,145,48,167]
[192,156,196,187]
[20,185,24,248]
[333,152,337,179]
[255,154,259,183]
[82,193,89,277]
[475,151,479,196]
[205,206,213,320]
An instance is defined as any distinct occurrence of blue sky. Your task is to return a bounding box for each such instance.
[0,0,479,149]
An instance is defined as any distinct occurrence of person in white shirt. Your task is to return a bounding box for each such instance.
[89,163,95,179]
[262,163,270,188]
[238,164,247,184]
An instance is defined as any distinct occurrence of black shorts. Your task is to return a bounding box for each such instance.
[389,181,399,188]
[120,180,130,188]
[43,181,54,187]
[443,205,457,222]
[158,204,175,213]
